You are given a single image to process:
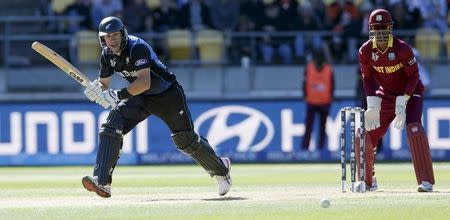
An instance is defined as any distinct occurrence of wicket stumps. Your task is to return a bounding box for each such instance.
[340,107,366,193]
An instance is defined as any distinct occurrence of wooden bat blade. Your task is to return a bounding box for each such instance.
[31,41,91,87]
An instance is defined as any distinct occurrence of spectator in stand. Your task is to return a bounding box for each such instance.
[277,0,298,30]
[294,2,324,63]
[63,0,93,33]
[177,0,213,31]
[152,0,179,33]
[37,0,57,32]
[391,3,416,30]
[260,3,294,64]
[324,1,345,62]
[359,1,374,37]
[207,0,240,32]
[408,0,447,34]
[390,2,417,43]
[240,0,265,32]
[91,0,123,28]
[310,0,326,21]
[123,0,151,33]
[238,0,265,64]
[370,0,391,8]
[152,0,179,62]
[342,1,362,62]
[230,15,253,63]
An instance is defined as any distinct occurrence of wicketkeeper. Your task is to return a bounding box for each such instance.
[358,9,435,192]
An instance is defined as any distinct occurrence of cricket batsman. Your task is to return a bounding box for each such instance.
[358,9,435,192]
[81,16,232,198]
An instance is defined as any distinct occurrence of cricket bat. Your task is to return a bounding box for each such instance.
[31,41,91,87]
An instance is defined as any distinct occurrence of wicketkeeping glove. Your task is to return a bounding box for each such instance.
[393,95,409,129]
[84,80,103,102]
[365,96,382,131]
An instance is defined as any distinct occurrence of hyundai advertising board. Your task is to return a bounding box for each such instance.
[0,100,449,165]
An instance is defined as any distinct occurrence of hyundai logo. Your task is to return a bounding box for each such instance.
[194,105,274,152]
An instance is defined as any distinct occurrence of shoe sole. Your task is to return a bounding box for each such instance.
[417,188,432,192]
[82,176,111,198]
[82,176,97,192]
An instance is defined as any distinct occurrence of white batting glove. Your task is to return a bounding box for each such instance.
[95,89,120,109]
[365,96,382,131]
[393,95,409,129]
[84,80,103,102]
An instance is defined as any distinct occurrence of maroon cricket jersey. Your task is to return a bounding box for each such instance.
[358,36,424,98]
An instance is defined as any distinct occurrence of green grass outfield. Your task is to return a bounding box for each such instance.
[1,163,450,220]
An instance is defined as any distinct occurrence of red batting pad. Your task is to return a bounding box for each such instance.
[407,122,435,185]
[364,133,376,187]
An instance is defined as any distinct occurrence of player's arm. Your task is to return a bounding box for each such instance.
[358,48,378,96]
[359,47,381,130]
[105,44,152,101]
[97,52,114,89]
[401,45,419,97]
[124,68,151,96]
[122,44,153,97]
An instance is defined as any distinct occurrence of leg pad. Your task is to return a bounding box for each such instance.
[94,121,123,185]
[172,131,228,176]
[407,122,435,185]
[363,133,376,187]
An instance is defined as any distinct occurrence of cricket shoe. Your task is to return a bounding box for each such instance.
[215,157,232,196]
[355,177,378,192]
[82,176,111,198]
[417,181,433,192]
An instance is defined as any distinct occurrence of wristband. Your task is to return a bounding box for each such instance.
[117,88,133,100]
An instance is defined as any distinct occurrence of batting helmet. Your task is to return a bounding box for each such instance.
[368,9,393,44]
[98,16,128,51]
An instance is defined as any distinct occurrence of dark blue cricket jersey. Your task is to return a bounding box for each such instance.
[99,35,175,95]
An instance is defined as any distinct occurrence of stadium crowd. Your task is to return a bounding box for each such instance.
[37,0,449,64]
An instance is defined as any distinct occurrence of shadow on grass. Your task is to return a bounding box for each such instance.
[139,197,247,202]
[203,197,247,201]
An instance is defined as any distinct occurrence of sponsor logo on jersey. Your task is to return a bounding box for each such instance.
[373,62,404,74]
[135,58,148,66]
[372,52,379,61]
[388,52,395,61]
[120,70,137,77]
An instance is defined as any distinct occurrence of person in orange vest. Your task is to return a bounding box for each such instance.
[302,48,334,151]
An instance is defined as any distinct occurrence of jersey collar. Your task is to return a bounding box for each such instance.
[372,35,393,49]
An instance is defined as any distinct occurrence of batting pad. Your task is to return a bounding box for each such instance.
[94,124,123,185]
[363,133,376,187]
[172,131,228,177]
[407,122,435,185]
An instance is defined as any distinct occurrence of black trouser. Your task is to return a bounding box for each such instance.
[302,104,330,150]
[102,82,227,179]
[118,83,194,135]
[96,83,199,184]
